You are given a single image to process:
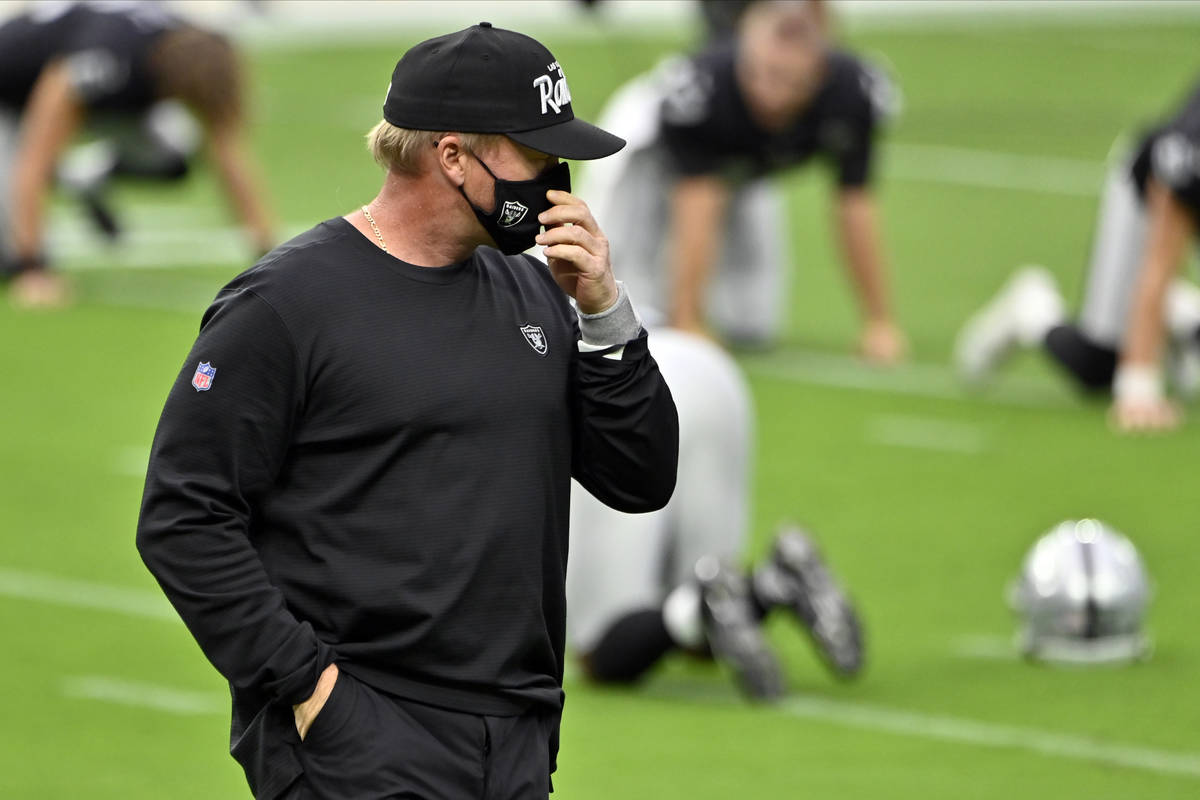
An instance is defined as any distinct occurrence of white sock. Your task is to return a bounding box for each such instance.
[1011,267,1067,345]
[1165,280,1200,341]
[661,582,705,650]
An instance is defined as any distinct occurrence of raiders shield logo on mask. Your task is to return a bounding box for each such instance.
[499,200,529,228]
[520,324,548,356]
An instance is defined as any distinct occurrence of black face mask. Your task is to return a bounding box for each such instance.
[461,156,571,255]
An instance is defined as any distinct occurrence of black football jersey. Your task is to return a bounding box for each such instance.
[657,42,897,188]
[0,2,181,113]
[1131,76,1200,224]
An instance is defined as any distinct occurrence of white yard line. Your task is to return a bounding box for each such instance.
[740,350,1076,410]
[0,567,177,622]
[779,695,1200,780]
[113,445,151,478]
[62,675,225,716]
[46,140,1106,273]
[8,566,1198,778]
[866,413,987,454]
[952,633,1020,661]
[885,142,1103,197]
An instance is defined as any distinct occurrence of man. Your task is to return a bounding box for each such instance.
[0,1,274,307]
[956,75,1200,432]
[136,23,678,800]
[567,327,863,701]
[581,0,906,360]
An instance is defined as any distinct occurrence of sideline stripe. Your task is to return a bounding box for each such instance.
[0,567,177,622]
[866,413,987,453]
[779,694,1200,779]
[62,675,225,716]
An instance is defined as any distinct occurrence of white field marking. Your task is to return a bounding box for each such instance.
[779,694,1200,780]
[952,633,1019,661]
[14,564,1198,778]
[62,675,225,716]
[740,350,1077,410]
[0,567,177,622]
[866,414,988,454]
[113,445,151,478]
[885,143,1103,197]
[46,212,310,272]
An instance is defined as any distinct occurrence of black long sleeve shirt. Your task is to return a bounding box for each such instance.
[136,218,677,740]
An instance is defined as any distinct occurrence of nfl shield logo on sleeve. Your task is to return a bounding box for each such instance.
[191,361,217,391]
[520,324,548,356]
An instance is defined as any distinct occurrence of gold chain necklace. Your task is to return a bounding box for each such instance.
[361,204,388,253]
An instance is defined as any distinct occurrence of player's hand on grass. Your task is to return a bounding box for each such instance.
[293,662,339,741]
[9,270,72,309]
[536,189,619,315]
[859,318,907,366]
[1110,396,1181,433]
[1110,363,1181,433]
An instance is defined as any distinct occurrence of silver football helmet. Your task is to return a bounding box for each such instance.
[1009,519,1152,664]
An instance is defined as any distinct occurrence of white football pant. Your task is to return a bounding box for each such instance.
[566,328,752,653]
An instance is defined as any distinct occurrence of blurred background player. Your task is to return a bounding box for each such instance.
[566,327,863,701]
[0,1,275,308]
[956,74,1200,433]
[580,0,906,361]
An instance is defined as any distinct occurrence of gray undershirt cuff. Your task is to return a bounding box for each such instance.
[577,282,643,347]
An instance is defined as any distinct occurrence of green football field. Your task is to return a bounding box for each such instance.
[3,7,1200,799]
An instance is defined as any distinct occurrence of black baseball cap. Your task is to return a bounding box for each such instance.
[382,22,625,161]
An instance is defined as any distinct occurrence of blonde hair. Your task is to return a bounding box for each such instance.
[366,121,504,174]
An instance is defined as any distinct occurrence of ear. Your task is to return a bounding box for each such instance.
[435,134,469,188]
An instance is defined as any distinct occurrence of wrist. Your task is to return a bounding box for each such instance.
[1113,363,1164,404]
[4,253,47,278]
[576,283,619,316]
[578,282,642,346]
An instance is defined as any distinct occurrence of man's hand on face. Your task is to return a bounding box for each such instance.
[293,662,339,741]
[536,189,619,315]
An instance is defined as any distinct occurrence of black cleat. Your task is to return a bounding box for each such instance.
[754,526,865,679]
[80,188,121,241]
[695,555,785,702]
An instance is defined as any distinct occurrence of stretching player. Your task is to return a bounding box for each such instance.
[957,75,1200,432]
[0,2,274,307]
[581,0,906,361]
[567,328,863,700]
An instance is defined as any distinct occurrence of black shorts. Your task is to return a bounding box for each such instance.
[233,671,556,800]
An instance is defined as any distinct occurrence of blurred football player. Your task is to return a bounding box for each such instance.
[567,327,863,700]
[0,1,275,307]
[956,75,1200,432]
[581,0,906,362]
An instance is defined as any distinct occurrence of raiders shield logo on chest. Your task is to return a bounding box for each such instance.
[520,324,548,356]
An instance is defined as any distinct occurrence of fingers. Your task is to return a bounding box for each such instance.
[1109,399,1182,433]
[541,243,592,267]
[539,190,601,236]
[536,222,600,255]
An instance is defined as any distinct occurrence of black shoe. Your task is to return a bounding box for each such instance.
[754,526,865,678]
[695,555,785,702]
